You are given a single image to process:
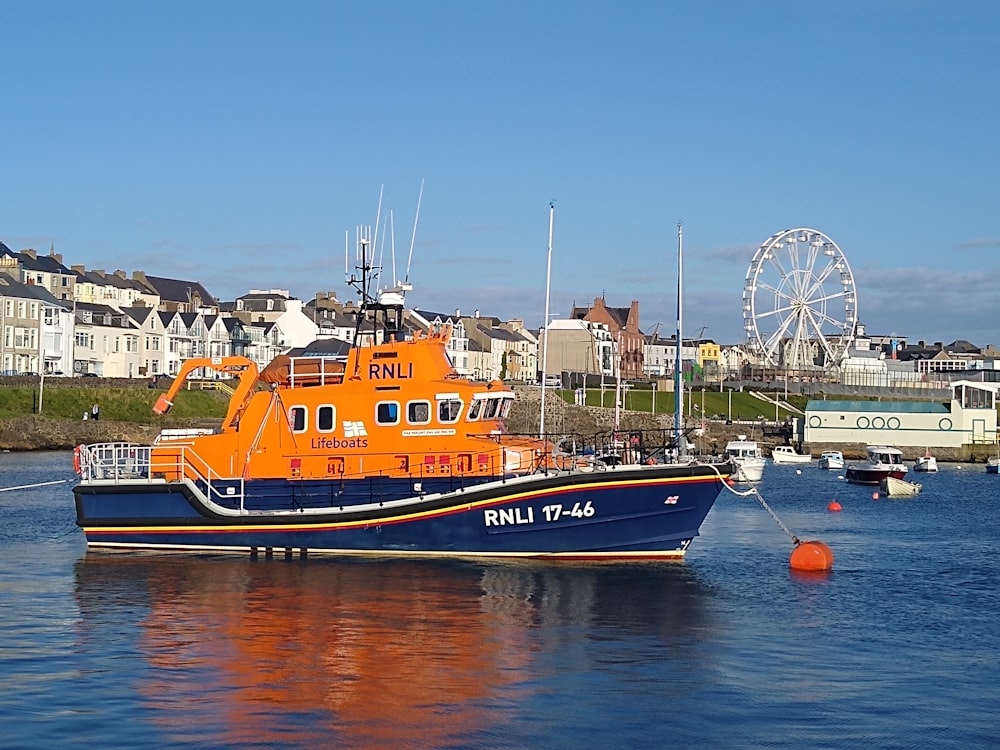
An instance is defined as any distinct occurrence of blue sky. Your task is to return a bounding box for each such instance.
[2,1,998,347]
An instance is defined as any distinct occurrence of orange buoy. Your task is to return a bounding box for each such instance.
[789,540,835,572]
[726,478,735,486]
[871,491,879,500]
[827,501,842,512]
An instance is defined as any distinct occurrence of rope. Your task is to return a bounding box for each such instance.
[704,463,801,546]
[0,479,70,493]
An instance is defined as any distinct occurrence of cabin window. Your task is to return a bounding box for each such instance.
[438,398,463,423]
[467,399,484,421]
[484,397,501,420]
[317,405,335,432]
[407,400,431,425]
[499,397,513,419]
[377,401,400,426]
[289,406,307,433]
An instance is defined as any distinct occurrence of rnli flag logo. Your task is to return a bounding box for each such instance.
[344,420,368,438]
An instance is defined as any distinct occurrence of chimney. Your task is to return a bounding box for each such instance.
[50,250,63,264]
[72,264,86,274]
[114,270,127,279]
[23,248,37,259]
[918,340,925,348]
[93,269,105,278]
[934,342,943,350]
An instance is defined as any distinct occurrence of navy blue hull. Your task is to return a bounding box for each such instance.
[75,466,726,558]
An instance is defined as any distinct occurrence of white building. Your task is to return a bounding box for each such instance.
[804,380,999,450]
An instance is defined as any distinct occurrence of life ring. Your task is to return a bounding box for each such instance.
[73,445,82,475]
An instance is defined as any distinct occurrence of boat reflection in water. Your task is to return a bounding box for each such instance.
[73,556,712,747]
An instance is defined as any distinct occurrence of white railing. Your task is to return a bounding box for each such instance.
[79,442,245,509]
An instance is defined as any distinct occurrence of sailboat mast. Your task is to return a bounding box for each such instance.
[674,222,684,455]
[539,202,555,437]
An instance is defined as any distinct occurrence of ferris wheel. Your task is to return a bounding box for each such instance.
[742,227,858,369]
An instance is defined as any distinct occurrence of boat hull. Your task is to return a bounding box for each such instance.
[74,464,729,559]
[731,459,765,483]
[770,448,812,465]
[879,476,922,497]
[845,467,907,485]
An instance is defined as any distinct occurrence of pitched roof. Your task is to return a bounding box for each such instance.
[140,275,217,306]
[17,251,73,275]
[0,274,66,306]
[122,306,155,324]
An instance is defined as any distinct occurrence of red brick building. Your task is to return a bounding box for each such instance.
[569,297,645,380]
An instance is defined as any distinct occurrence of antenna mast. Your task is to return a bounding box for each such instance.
[405,179,424,282]
[540,201,555,437]
[674,222,684,456]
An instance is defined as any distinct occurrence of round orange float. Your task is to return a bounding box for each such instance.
[789,540,835,571]
[827,501,842,512]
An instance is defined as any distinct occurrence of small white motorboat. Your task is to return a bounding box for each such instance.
[913,450,938,473]
[724,435,766,483]
[771,445,813,464]
[817,450,845,470]
[879,476,922,497]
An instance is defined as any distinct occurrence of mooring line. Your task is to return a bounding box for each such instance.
[705,463,800,545]
[0,479,70,493]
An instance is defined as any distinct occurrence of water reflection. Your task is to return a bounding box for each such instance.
[74,556,713,748]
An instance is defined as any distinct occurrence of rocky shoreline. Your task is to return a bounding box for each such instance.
[0,416,169,452]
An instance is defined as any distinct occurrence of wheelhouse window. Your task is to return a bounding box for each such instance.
[484,397,501,420]
[437,396,463,423]
[499,396,513,419]
[289,406,307,433]
[467,398,484,422]
[317,404,335,432]
[377,401,400,426]
[407,400,431,424]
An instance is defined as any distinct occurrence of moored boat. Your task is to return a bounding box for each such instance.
[770,445,812,464]
[987,457,1000,475]
[846,445,908,485]
[724,436,766,483]
[71,237,732,561]
[879,475,922,497]
[913,450,938,473]
[817,450,844,470]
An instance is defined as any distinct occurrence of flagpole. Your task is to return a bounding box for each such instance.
[539,201,554,438]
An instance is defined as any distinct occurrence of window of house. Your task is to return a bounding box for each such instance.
[377,401,400,426]
[407,400,431,425]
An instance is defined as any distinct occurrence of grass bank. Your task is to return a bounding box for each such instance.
[0,385,228,423]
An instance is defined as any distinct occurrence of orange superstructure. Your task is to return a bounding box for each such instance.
[150,322,540,484]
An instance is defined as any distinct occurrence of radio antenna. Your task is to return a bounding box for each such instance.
[405,179,424,283]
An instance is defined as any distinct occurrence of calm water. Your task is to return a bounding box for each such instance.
[2,451,998,749]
